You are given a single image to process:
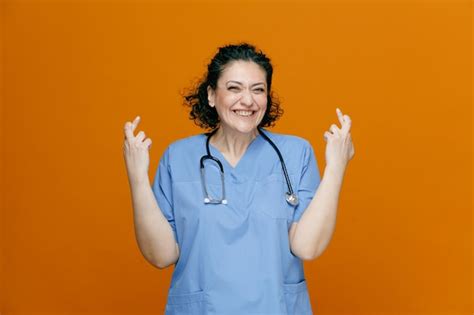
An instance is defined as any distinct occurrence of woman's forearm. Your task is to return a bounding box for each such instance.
[293,164,346,259]
[129,176,179,268]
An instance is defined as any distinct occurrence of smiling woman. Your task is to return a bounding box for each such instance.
[149,43,319,314]
[123,42,354,315]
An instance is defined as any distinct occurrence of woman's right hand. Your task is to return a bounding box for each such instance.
[123,116,153,186]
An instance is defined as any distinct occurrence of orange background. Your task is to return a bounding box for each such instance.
[0,0,472,314]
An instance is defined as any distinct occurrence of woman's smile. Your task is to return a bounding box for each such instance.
[233,110,256,117]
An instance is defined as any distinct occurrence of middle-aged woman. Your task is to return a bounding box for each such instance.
[123,42,355,315]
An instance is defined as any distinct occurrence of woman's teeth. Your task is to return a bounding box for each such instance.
[233,110,254,117]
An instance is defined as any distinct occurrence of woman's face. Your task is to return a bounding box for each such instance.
[207,60,268,135]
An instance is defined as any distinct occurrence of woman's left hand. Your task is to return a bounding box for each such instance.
[323,108,355,171]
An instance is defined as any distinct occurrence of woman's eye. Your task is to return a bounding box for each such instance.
[228,87,264,92]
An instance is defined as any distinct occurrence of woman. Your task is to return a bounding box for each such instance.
[123,43,355,315]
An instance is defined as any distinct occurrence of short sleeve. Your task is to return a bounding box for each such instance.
[151,146,178,243]
[292,141,321,223]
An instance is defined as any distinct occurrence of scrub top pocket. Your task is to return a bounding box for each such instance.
[283,279,313,315]
[165,289,206,315]
[253,173,297,220]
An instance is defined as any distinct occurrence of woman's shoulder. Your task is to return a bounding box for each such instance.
[263,129,312,149]
[169,133,205,146]
[165,133,207,156]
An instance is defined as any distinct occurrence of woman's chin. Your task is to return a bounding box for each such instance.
[232,123,259,134]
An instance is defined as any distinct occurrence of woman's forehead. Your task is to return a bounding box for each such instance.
[219,61,266,83]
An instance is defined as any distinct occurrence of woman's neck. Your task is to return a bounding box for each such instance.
[211,126,259,157]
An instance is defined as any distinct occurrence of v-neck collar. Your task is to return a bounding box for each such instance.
[206,131,264,172]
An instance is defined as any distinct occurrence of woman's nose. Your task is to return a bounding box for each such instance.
[240,90,254,106]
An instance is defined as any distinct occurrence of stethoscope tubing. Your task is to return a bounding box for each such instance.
[200,127,297,206]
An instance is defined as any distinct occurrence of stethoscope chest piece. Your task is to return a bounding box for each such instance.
[285,192,299,206]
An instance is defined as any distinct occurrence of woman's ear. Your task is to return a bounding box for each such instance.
[207,85,215,107]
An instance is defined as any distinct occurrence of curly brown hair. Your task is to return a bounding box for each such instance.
[180,42,283,131]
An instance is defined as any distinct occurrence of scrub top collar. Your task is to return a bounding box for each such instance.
[205,130,266,175]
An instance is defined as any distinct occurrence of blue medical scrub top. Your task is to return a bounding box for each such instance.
[151,128,321,315]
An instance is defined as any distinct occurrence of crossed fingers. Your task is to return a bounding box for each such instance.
[334,108,352,135]
[124,116,140,140]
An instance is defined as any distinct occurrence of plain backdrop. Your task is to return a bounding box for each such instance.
[0,0,472,314]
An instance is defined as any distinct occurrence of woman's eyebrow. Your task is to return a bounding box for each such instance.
[226,80,266,87]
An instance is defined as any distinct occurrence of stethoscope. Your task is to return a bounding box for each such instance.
[199,127,299,206]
